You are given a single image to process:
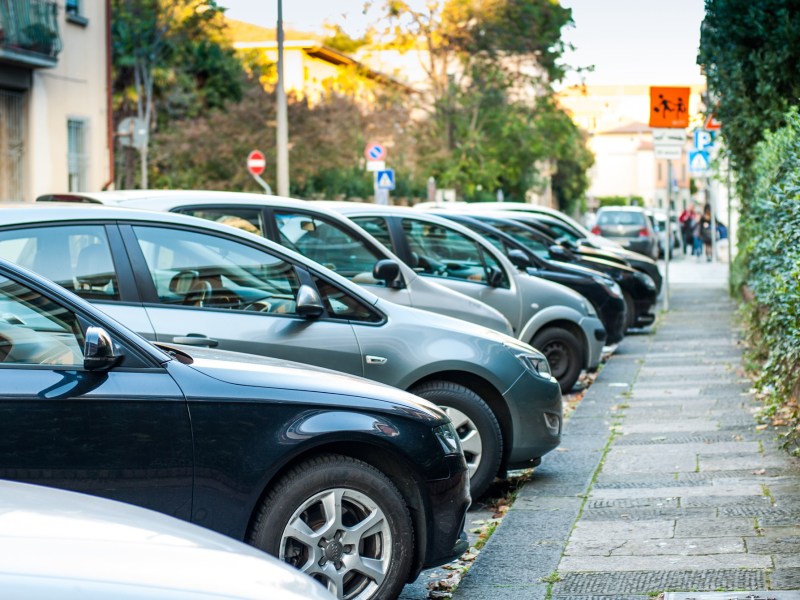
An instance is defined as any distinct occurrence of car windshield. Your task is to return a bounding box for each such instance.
[597,211,646,226]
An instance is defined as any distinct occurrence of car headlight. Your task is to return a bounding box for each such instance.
[592,275,623,299]
[517,352,552,378]
[433,423,462,455]
[634,271,657,291]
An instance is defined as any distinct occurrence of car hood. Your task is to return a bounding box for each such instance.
[160,344,446,422]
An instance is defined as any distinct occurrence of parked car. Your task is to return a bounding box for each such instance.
[645,208,683,258]
[38,191,513,336]
[0,480,334,599]
[458,213,657,331]
[592,206,659,260]
[0,203,561,499]
[0,255,472,599]
[485,210,664,295]
[326,203,607,394]
[429,211,628,344]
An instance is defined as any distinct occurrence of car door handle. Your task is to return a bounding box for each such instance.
[172,334,219,348]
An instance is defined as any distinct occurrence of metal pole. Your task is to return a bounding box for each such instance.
[709,177,716,262]
[727,155,732,267]
[276,0,289,196]
[663,160,672,312]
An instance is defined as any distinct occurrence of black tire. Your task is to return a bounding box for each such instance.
[250,454,413,600]
[623,291,637,332]
[411,380,502,499]
[532,326,582,394]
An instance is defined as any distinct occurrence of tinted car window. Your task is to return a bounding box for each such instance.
[0,275,84,366]
[401,219,509,287]
[0,226,120,301]
[490,223,550,259]
[275,211,381,279]
[351,216,393,248]
[131,226,301,315]
[312,276,382,323]
[175,208,265,236]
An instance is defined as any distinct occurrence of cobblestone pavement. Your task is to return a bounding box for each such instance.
[451,259,800,599]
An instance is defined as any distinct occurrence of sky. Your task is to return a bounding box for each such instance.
[219,0,707,88]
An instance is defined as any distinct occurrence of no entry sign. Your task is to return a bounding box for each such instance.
[247,150,266,176]
[364,141,386,162]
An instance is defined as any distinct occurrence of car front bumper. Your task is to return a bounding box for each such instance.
[597,295,626,344]
[579,315,606,369]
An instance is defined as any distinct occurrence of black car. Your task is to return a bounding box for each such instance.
[0,257,470,600]
[465,213,657,331]
[432,212,627,344]
[507,212,664,294]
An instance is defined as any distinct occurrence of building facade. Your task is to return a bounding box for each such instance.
[0,0,110,202]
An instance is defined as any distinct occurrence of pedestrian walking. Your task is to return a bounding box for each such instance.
[699,203,714,261]
[678,204,697,255]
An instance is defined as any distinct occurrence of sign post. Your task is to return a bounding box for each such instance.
[365,141,389,204]
[247,150,273,194]
[650,86,690,312]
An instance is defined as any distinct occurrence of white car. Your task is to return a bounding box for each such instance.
[0,480,334,600]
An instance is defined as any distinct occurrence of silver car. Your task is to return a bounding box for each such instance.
[0,480,334,600]
[37,191,513,336]
[0,203,561,498]
[328,203,607,394]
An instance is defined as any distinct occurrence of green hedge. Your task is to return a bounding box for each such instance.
[737,109,800,454]
[596,195,643,208]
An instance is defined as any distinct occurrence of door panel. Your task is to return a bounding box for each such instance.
[0,274,192,519]
[126,224,364,376]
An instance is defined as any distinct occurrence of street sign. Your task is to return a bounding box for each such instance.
[652,128,686,146]
[693,129,715,151]
[247,150,266,176]
[688,149,711,175]
[705,113,722,131]
[376,169,395,191]
[366,160,385,172]
[364,141,386,162]
[649,86,691,128]
[655,146,682,160]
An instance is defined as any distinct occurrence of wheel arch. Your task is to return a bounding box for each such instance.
[526,318,588,368]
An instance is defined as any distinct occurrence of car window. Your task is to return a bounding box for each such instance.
[490,223,550,259]
[173,208,265,236]
[401,219,509,287]
[597,211,646,226]
[312,276,382,323]
[540,220,579,242]
[350,216,393,248]
[274,211,381,281]
[131,226,301,315]
[0,226,120,301]
[0,275,84,365]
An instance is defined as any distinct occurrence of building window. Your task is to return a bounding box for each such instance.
[66,0,89,26]
[67,119,88,192]
[0,89,25,202]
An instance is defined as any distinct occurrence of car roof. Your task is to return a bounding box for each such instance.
[596,206,648,212]
[0,202,380,306]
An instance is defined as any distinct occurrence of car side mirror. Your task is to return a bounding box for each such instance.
[373,259,403,289]
[486,266,504,288]
[555,237,577,251]
[296,284,325,319]
[548,244,572,261]
[84,326,123,371]
[507,249,532,270]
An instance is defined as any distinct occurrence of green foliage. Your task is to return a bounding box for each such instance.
[596,195,643,208]
[738,109,800,453]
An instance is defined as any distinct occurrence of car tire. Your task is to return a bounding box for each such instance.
[411,381,502,499]
[623,291,637,332]
[532,326,582,394]
[250,454,414,600]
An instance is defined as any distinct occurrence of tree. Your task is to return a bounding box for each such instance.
[112,0,245,188]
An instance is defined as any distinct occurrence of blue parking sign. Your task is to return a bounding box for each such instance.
[376,169,395,191]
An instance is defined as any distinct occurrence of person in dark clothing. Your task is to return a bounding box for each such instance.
[699,204,713,261]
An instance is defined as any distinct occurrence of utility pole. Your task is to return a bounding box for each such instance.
[276,0,289,196]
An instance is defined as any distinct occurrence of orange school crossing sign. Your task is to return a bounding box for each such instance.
[649,86,690,128]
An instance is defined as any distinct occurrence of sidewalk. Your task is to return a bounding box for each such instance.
[453,258,800,599]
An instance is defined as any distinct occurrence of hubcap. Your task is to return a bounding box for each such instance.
[442,406,482,478]
[280,488,391,600]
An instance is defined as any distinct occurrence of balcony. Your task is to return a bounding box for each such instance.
[0,0,62,68]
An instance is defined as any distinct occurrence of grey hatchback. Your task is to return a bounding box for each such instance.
[592,206,659,260]
[0,204,561,498]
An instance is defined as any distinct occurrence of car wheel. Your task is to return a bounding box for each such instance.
[250,454,413,600]
[532,326,582,394]
[623,291,637,332]
[411,381,502,499]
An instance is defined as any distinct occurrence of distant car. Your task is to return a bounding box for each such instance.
[0,254,473,599]
[0,203,561,499]
[326,203,607,394]
[0,480,334,600]
[37,191,513,336]
[592,206,659,260]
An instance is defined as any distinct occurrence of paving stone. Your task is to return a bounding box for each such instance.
[568,519,674,542]
[775,554,800,568]
[682,495,773,508]
[614,433,757,447]
[558,553,772,572]
[585,497,679,510]
[565,536,745,557]
[452,582,548,599]
[580,507,716,521]
[665,593,800,600]
[770,568,800,590]
[551,570,767,595]
[698,453,790,471]
[601,446,699,473]
[619,419,719,434]
[453,540,559,585]
[590,484,763,500]
[674,517,757,537]
[509,495,583,513]
[745,535,800,554]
